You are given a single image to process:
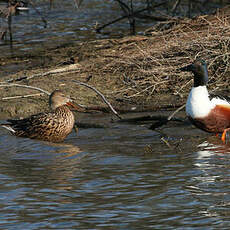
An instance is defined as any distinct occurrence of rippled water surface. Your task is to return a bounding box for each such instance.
[1,1,230,228]
[1,113,230,229]
[0,0,225,58]
[0,0,147,57]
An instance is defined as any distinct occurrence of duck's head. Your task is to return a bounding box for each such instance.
[180,60,208,87]
[49,90,80,110]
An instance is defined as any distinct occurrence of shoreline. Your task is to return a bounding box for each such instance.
[0,6,230,119]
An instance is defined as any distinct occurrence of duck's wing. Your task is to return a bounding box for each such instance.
[5,111,57,137]
[209,93,230,106]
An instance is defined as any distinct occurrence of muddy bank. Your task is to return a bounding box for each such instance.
[0,6,230,119]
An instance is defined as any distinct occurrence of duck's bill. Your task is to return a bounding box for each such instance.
[180,65,191,72]
[66,102,85,112]
[180,63,196,72]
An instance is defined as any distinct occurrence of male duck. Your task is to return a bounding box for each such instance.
[181,60,230,142]
[1,90,80,143]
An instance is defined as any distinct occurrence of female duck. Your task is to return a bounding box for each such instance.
[1,90,79,142]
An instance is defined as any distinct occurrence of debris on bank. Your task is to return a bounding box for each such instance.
[0,6,230,118]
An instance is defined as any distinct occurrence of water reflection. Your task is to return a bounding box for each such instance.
[1,118,230,228]
[0,0,125,58]
[187,139,230,223]
[0,132,84,188]
[1,0,227,59]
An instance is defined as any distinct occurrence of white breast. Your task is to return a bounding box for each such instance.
[186,86,230,119]
[185,86,208,118]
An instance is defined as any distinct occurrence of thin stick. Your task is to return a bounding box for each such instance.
[72,80,122,119]
[2,93,44,100]
[4,64,80,83]
[96,1,168,32]
[0,83,50,95]
[161,137,172,148]
[171,0,181,15]
[167,104,185,121]
[149,104,185,130]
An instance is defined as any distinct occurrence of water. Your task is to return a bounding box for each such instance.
[0,0,225,58]
[1,113,230,229]
[1,1,230,228]
[0,0,142,57]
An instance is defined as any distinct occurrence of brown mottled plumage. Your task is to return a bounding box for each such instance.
[2,90,78,142]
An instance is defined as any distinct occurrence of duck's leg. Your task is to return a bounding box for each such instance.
[221,128,230,143]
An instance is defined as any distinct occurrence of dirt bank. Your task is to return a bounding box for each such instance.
[0,6,230,119]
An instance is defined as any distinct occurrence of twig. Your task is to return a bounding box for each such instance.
[4,64,80,83]
[72,80,122,119]
[171,0,181,15]
[75,0,84,8]
[115,0,130,14]
[168,104,185,121]
[161,137,172,148]
[2,93,44,100]
[96,1,168,32]
[149,104,185,130]
[0,83,50,95]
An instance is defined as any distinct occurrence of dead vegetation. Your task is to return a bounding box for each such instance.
[1,6,230,118]
[92,6,230,101]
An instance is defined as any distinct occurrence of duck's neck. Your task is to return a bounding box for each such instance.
[193,63,209,87]
[54,105,72,113]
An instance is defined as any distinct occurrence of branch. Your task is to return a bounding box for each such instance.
[168,104,185,121]
[96,1,168,32]
[171,0,181,15]
[1,93,44,100]
[3,64,80,83]
[114,0,130,14]
[75,0,84,8]
[149,104,185,130]
[0,83,50,95]
[72,80,122,119]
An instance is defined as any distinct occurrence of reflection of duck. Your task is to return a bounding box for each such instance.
[1,90,80,142]
[181,60,230,143]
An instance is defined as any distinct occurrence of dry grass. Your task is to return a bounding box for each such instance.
[1,6,230,118]
[83,6,230,101]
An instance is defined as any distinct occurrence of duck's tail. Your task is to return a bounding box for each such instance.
[1,124,16,133]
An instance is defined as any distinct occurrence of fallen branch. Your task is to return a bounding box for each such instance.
[76,121,107,129]
[149,104,186,130]
[4,64,81,83]
[0,83,50,95]
[161,137,172,148]
[118,115,174,123]
[0,83,96,114]
[2,93,44,100]
[72,80,122,119]
[168,104,186,121]
[118,104,185,127]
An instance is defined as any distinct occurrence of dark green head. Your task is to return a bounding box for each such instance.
[180,60,208,87]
